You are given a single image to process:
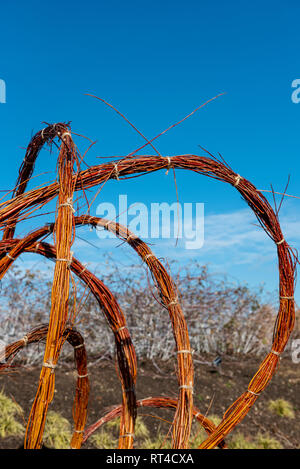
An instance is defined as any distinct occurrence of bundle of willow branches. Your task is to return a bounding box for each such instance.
[0,121,297,450]
[0,324,89,449]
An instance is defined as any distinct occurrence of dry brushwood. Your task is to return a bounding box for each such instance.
[0,120,297,449]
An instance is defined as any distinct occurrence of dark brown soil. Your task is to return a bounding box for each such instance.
[0,355,299,449]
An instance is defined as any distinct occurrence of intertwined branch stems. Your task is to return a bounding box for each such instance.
[0,124,297,449]
[0,215,194,449]
[0,324,89,449]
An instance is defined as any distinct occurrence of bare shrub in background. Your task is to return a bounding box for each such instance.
[0,267,52,365]
[0,260,297,366]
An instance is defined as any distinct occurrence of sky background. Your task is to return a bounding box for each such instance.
[0,0,299,304]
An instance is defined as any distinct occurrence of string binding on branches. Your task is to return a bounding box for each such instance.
[139,399,148,407]
[55,252,73,268]
[79,264,88,276]
[168,298,179,307]
[177,349,193,355]
[179,385,193,391]
[270,350,281,356]
[6,253,15,261]
[234,174,242,187]
[127,233,137,242]
[58,197,75,213]
[74,343,84,350]
[59,132,71,140]
[165,156,173,175]
[104,220,114,230]
[42,361,56,371]
[22,335,28,346]
[247,389,260,396]
[40,128,46,140]
[144,253,155,260]
[112,163,120,180]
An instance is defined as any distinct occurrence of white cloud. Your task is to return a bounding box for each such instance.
[7,204,299,303]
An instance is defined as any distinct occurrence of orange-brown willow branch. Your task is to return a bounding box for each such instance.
[0,324,89,449]
[2,123,70,240]
[1,153,299,249]
[82,396,227,449]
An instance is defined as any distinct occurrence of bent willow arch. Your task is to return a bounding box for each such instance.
[0,122,297,449]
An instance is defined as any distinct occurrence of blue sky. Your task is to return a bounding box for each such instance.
[0,0,299,304]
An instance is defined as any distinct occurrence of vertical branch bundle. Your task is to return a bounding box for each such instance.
[24,131,77,448]
[66,328,90,449]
